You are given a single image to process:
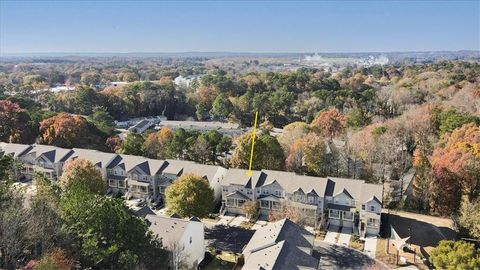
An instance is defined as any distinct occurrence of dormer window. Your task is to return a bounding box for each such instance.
[370,205,375,212]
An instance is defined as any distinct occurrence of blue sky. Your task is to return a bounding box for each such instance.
[0,0,479,53]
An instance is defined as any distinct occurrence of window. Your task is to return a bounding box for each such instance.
[109,179,117,187]
[118,180,125,188]
[263,189,269,194]
[260,200,270,209]
[247,190,252,195]
[362,204,365,210]
[275,190,282,196]
[334,198,339,203]
[308,196,315,203]
[257,189,261,194]
[329,209,340,218]
[226,198,235,207]
[367,218,377,226]
[189,236,192,244]
[370,205,375,212]
[222,186,229,192]
[272,201,280,209]
[238,200,246,207]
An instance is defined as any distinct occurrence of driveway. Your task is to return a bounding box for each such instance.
[217,214,235,226]
[205,225,255,253]
[229,215,249,227]
[337,227,352,246]
[364,236,377,258]
[324,230,339,244]
[315,241,386,270]
[251,220,267,230]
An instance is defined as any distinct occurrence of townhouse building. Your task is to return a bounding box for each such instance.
[1,142,382,236]
[0,143,226,204]
[220,169,383,237]
[0,143,75,181]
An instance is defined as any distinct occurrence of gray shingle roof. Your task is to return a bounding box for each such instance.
[146,214,190,246]
[222,169,382,204]
[0,143,32,158]
[28,144,74,163]
[243,219,318,270]
[70,148,118,168]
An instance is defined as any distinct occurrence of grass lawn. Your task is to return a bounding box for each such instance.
[203,252,237,270]
[349,235,364,251]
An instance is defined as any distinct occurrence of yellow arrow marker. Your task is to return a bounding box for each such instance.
[246,111,259,176]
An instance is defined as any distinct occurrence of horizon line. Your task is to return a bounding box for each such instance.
[1,49,479,57]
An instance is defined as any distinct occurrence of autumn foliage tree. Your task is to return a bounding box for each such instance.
[0,100,35,143]
[34,248,75,270]
[285,133,328,176]
[60,158,106,195]
[311,108,347,138]
[144,127,173,159]
[429,123,480,214]
[39,113,89,148]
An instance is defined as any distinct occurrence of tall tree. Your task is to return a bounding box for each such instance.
[60,158,106,195]
[119,132,145,156]
[231,133,285,170]
[430,123,480,213]
[60,185,169,269]
[87,106,116,136]
[0,100,36,143]
[311,108,347,138]
[39,113,89,148]
[429,240,480,270]
[209,93,233,120]
[144,127,173,159]
[165,173,214,218]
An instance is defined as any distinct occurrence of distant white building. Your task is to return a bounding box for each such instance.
[48,85,76,92]
[174,75,201,88]
[146,214,205,268]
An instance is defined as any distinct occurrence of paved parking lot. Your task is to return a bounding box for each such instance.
[364,236,377,258]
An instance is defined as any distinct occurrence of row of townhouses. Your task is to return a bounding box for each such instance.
[0,142,383,237]
[0,143,226,203]
[220,169,383,237]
